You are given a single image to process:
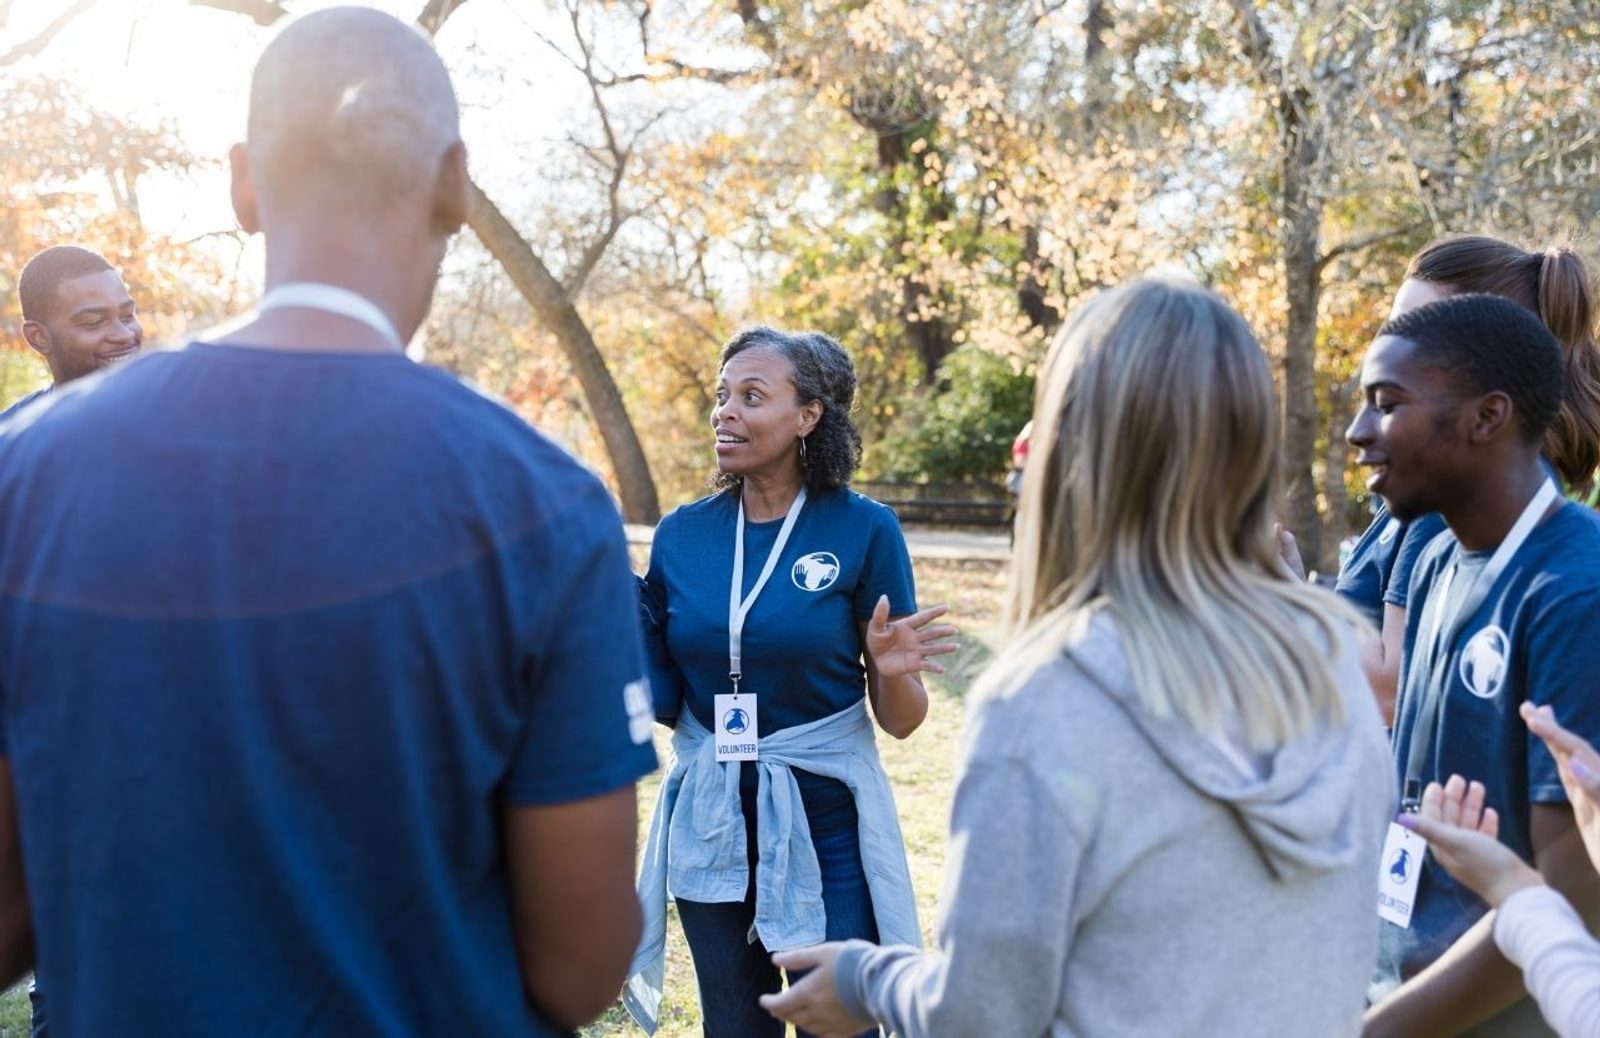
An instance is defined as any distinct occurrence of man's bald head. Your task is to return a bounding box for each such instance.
[245,7,461,212]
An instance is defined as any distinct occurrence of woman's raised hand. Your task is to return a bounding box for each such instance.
[1401,775,1543,907]
[1523,702,1600,877]
[865,595,958,679]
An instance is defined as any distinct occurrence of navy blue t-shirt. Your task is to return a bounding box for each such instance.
[645,487,917,737]
[1377,502,1600,1022]
[0,386,47,422]
[1334,502,1447,629]
[0,343,657,1036]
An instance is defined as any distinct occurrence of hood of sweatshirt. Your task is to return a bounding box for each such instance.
[1064,611,1390,881]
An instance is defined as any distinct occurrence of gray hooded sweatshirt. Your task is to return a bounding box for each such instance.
[836,612,1396,1037]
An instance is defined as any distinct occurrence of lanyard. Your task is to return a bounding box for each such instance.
[729,487,806,695]
[257,282,404,352]
[1402,478,1559,805]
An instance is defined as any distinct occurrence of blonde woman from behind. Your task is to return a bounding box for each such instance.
[761,278,1396,1037]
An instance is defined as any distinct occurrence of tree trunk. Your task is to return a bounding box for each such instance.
[1280,90,1325,570]
[466,182,661,524]
[1322,377,1355,576]
[879,131,956,383]
[182,0,663,521]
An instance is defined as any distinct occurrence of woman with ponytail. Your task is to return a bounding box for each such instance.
[1332,236,1600,723]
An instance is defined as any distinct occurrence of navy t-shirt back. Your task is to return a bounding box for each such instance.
[0,387,47,422]
[0,344,657,1036]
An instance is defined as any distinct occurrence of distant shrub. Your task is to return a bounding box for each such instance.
[881,347,1034,483]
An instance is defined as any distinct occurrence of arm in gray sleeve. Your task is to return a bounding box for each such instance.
[1496,884,1600,1038]
[836,747,1082,1037]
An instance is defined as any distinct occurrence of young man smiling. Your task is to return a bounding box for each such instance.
[3,246,142,419]
[1356,294,1600,1037]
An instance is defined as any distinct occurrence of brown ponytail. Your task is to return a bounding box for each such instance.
[1407,235,1600,494]
[1537,248,1600,495]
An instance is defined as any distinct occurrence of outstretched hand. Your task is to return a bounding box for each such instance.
[1401,774,1543,907]
[865,595,958,680]
[759,943,874,1038]
[1523,701,1600,877]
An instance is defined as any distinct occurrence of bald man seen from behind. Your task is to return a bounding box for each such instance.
[0,9,656,1035]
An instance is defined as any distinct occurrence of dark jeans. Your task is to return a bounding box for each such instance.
[676,766,880,1038]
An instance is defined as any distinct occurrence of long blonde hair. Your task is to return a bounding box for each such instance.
[998,279,1363,749]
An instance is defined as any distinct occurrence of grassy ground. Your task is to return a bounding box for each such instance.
[585,555,1008,1036]
[0,982,27,1037]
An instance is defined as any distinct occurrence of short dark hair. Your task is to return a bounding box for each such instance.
[714,326,863,493]
[1377,292,1565,445]
[18,246,114,323]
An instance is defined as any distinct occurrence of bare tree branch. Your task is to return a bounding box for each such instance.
[187,0,289,26]
[598,57,771,87]
[1315,222,1422,275]
[1227,0,1284,103]
[556,0,641,298]
[465,179,660,522]
[415,0,468,35]
[0,0,97,66]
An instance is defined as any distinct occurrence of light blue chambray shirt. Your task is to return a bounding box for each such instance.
[624,699,921,1034]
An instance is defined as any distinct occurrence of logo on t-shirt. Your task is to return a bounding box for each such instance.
[623,678,653,744]
[792,552,841,592]
[1459,626,1510,700]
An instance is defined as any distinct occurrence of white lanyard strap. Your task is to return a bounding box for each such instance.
[1403,477,1559,804]
[257,282,404,351]
[729,487,807,693]
[1421,478,1557,655]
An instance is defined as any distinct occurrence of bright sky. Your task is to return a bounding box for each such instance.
[4,0,583,285]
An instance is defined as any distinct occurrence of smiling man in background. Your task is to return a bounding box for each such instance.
[3,246,142,419]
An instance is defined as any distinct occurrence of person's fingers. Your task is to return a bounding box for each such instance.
[1441,774,1468,828]
[901,602,950,628]
[920,641,959,657]
[1523,705,1600,797]
[1568,757,1600,791]
[1419,781,1446,823]
[870,594,890,631]
[1481,806,1500,841]
[918,624,959,642]
[1463,780,1489,832]
[1524,702,1583,757]
[772,949,823,971]
[1275,524,1306,579]
[920,660,947,675]
[758,990,795,1015]
[1406,811,1451,847]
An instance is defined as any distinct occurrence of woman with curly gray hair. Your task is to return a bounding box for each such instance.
[626,327,955,1037]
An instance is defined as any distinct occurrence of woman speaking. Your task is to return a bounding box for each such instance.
[626,326,954,1037]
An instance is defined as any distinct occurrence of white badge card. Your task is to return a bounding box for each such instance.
[1377,821,1426,929]
[714,694,759,762]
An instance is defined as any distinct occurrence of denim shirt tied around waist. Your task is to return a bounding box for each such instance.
[623,698,921,1034]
